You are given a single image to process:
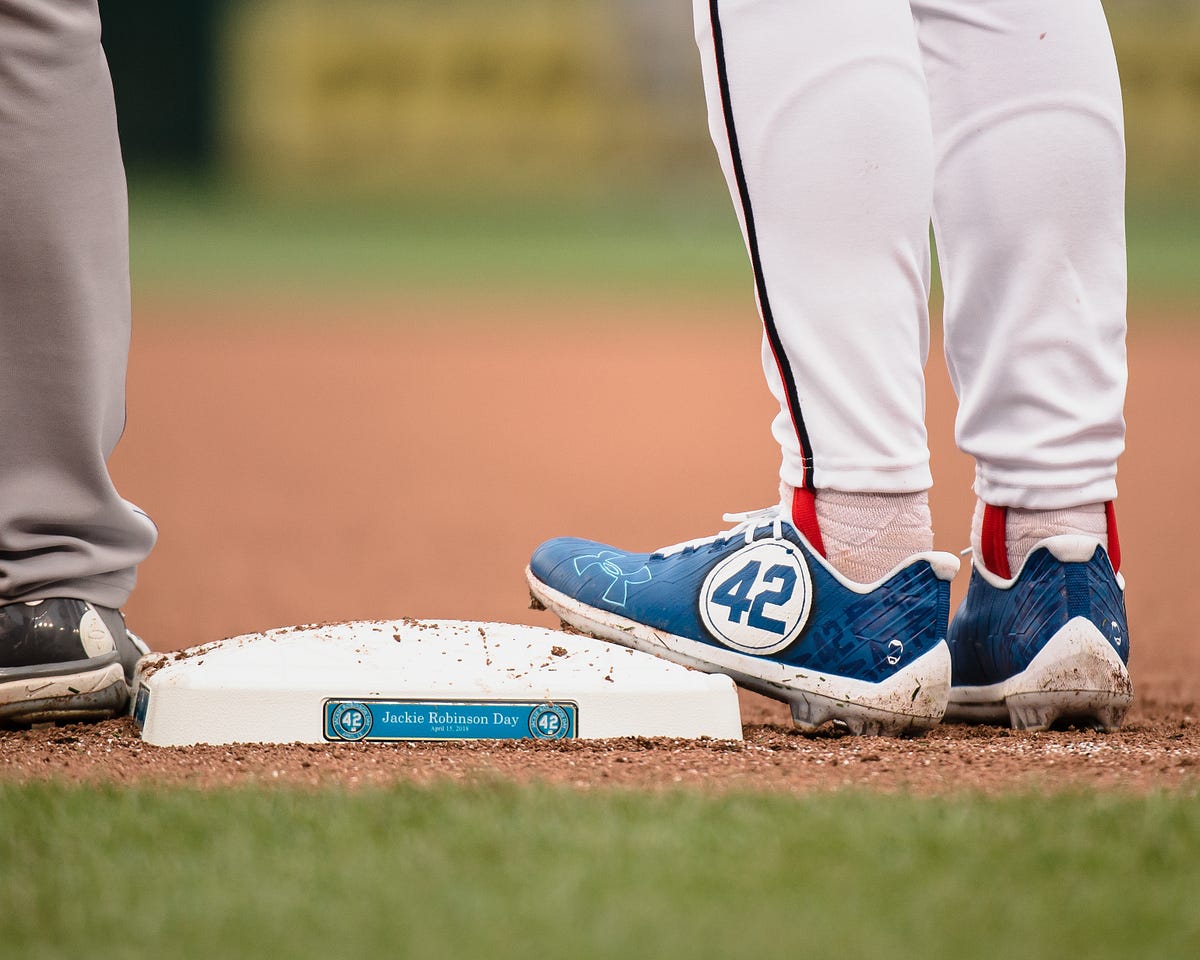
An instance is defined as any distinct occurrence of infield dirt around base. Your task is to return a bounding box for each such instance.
[1,706,1196,793]
[2,302,1194,792]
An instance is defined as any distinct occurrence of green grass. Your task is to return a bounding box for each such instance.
[2,782,1198,960]
[127,179,750,304]
[127,178,1200,311]
[1126,194,1200,304]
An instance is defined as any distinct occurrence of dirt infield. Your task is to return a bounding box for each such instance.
[2,301,1196,791]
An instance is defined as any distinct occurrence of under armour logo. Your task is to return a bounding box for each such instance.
[573,551,652,607]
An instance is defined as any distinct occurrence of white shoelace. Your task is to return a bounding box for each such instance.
[653,506,786,557]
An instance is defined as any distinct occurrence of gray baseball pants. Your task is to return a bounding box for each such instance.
[0,0,156,608]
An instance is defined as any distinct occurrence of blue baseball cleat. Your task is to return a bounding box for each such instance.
[527,507,960,736]
[946,537,1132,731]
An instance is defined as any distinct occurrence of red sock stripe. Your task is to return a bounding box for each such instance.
[980,503,1011,579]
[1105,500,1121,573]
[790,486,826,557]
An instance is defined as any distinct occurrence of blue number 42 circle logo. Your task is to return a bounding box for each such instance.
[330,701,374,741]
[699,540,812,656]
[528,704,571,740]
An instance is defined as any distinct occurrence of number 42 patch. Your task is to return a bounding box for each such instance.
[699,540,813,655]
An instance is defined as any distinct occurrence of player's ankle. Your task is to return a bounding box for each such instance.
[971,499,1110,577]
[783,484,933,583]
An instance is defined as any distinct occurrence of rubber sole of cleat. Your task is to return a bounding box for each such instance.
[1007,694,1130,733]
[0,664,129,727]
[946,618,1132,732]
[790,693,944,738]
[527,567,951,738]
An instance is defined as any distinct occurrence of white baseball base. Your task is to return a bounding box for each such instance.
[131,619,743,746]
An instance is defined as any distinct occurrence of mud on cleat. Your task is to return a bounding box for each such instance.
[0,598,148,726]
[527,507,960,737]
[945,536,1132,732]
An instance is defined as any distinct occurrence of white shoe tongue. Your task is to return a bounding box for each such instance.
[79,607,116,657]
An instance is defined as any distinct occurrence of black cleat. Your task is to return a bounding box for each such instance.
[0,598,148,726]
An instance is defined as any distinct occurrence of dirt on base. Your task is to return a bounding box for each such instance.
[2,299,1196,793]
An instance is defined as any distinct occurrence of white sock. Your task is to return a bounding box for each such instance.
[785,485,932,584]
[970,500,1107,575]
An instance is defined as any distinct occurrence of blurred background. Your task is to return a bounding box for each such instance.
[96,1,1199,671]
[102,0,1200,309]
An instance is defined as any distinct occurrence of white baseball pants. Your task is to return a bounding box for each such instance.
[695,0,1127,510]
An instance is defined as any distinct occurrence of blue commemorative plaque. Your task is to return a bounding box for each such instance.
[323,699,578,742]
